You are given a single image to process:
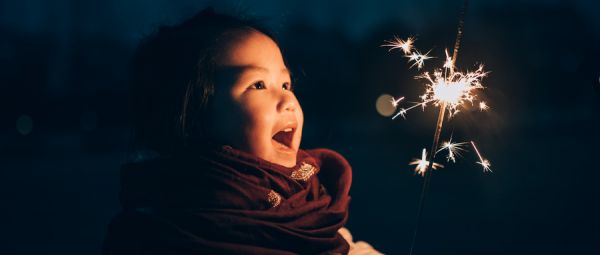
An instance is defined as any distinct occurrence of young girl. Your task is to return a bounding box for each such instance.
[103,8,381,255]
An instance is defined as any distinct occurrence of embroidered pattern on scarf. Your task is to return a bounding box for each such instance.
[290,162,316,182]
[267,189,282,208]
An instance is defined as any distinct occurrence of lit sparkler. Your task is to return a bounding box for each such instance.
[418,63,487,118]
[389,49,488,119]
[383,39,490,166]
[381,1,493,254]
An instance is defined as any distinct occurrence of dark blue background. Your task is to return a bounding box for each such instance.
[2,0,599,254]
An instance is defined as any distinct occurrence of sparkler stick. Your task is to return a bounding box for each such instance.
[408,103,447,255]
[409,1,469,254]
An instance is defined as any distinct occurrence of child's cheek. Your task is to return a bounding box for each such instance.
[296,105,305,145]
[238,98,276,152]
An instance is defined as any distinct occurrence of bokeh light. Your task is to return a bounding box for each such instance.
[375,94,396,117]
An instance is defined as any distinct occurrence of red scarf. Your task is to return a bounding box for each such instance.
[103,145,352,254]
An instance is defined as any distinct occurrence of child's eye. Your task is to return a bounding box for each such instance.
[282,82,293,91]
[250,81,266,90]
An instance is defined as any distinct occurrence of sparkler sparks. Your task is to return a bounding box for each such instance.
[391,96,405,107]
[394,108,408,119]
[382,36,414,54]
[471,141,492,172]
[479,101,489,111]
[382,37,492,171]
[443,49,454,70]
[389,2,492,254]
[409,148,443,176]
[383,40,488,118]
[406,50,434,69]
[417,63,487,118]
[436,138,468,163]
[391,100,432,120]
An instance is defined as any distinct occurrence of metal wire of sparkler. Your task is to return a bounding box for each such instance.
[408,1,470,254]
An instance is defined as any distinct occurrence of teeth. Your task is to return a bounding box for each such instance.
[283,128,293,132]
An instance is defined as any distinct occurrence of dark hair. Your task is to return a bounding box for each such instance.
[129,8,273,156]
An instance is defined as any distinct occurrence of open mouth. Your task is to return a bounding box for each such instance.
[272,127,295,150]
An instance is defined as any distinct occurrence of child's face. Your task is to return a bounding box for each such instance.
[211,30,304,167]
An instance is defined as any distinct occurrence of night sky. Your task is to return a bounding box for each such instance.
[2,0,600,254]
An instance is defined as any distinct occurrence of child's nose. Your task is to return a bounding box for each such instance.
[277,93,297,113]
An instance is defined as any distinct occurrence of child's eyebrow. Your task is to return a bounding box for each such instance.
[220,65,290,76]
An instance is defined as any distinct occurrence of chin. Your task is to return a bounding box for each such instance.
[280,158,297,168]
[271,154,296,168]
[270,151,297,168]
